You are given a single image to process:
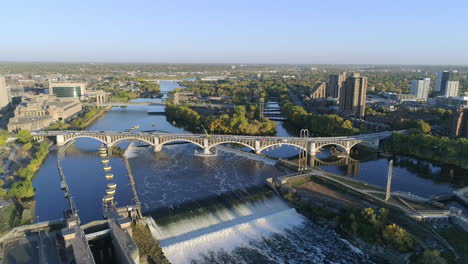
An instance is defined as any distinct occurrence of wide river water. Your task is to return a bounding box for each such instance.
[32,81,467,263]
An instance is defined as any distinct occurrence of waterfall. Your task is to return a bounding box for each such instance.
[148,195,371,264]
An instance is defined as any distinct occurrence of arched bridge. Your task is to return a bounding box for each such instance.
[31,130,397,156]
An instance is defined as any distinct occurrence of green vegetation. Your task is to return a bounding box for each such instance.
[338,207,414,253]
[287,176,311,188]
[412,249,448,264]
[438,227,468,261]
[8,142,50,198]
[394,119,432,134]
[282,101,360,136]
[132,222,170,264]
[109,90,138,102]
[47,106,106,130]
[8,181,35,198]
[0,129,8,146]
[140,81,161,95]
[179,79,288,103]
[281,191,337,222]
[385,132,468,167]
[0,204,21,234]
[166,104,277,135]
[0,187,7,198]
[16,130,33,144]
[382,224,415,252]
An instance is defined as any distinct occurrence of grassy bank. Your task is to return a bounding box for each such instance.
[279,174,454,263]
[438,227,468,261]
[166,103,277,136]
[384,132,468,167]
[132,222,170,264]
[0,204,21,235]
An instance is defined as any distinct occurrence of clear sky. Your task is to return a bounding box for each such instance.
[1,0,467,64]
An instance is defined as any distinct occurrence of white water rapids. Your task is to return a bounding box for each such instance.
[147,196,371,264]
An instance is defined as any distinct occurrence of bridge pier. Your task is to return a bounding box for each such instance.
[308,155,316,167]
[307,142,317,156]
[154,144,163,152]
[153,137,162,152]
[203,147,212,155]
[56,135,65,146]
[255,140,261,154]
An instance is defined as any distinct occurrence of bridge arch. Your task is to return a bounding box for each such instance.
[315,143,348,154]
[110,137,154,146]
[62,135,107,145]
[155,138,204,151]
[258,142,307,153]
[348,140,377,151]
[207,141,256,152]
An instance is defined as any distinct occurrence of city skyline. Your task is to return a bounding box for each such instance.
[1,0,467,64]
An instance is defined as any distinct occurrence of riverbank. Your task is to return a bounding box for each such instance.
[46,105,109,130]
[0,140,52,236]
[271,172,460,263]
[165,103,277,136]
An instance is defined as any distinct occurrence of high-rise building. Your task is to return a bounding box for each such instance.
[445,81,460,97]
[435,71,459,96]
[410,78,430,100]
[328,72,346,98]
[309,82,327,99]
[339,73,367,118]
[0,76,11,109]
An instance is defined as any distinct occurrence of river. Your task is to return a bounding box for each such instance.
[32,80,467,263]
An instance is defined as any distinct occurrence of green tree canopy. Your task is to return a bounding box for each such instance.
[416,119,431,134]
[382,224,414,252]
[8,180,35,198]
[0,188,6,198]
[0,129,8,146]
[413,250,447,264]
[16,130,33,144]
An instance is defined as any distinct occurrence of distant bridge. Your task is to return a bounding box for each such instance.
[32,130,396,156]
[87,102,166,107]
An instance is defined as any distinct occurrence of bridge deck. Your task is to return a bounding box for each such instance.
[32,130,396,142]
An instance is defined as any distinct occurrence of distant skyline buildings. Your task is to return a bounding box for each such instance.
[411,78,431,100]
[339,73,368,119]
[436,71,460,97]
[445,81,460,97]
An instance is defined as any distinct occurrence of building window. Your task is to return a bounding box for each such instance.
[52,86,82,98]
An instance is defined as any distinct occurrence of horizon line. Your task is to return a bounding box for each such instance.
[0,60,467,67]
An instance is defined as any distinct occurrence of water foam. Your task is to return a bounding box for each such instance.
[160,207,305,264]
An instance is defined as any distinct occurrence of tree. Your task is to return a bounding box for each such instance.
[382,224,414,252]
[0,188,6,198]
[8,180,35,198]
[0,179,4,187]
[413,250,447,264]
[23,142,32,151]
[0,129,8,146]
[416,119,431,134]
[16,130,33,144]
[20,209,33,225]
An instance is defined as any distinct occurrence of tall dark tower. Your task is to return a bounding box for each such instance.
[328,72,346,98]
[339,73,368,119]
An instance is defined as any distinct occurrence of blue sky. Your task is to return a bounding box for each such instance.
[1,0,467,64]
